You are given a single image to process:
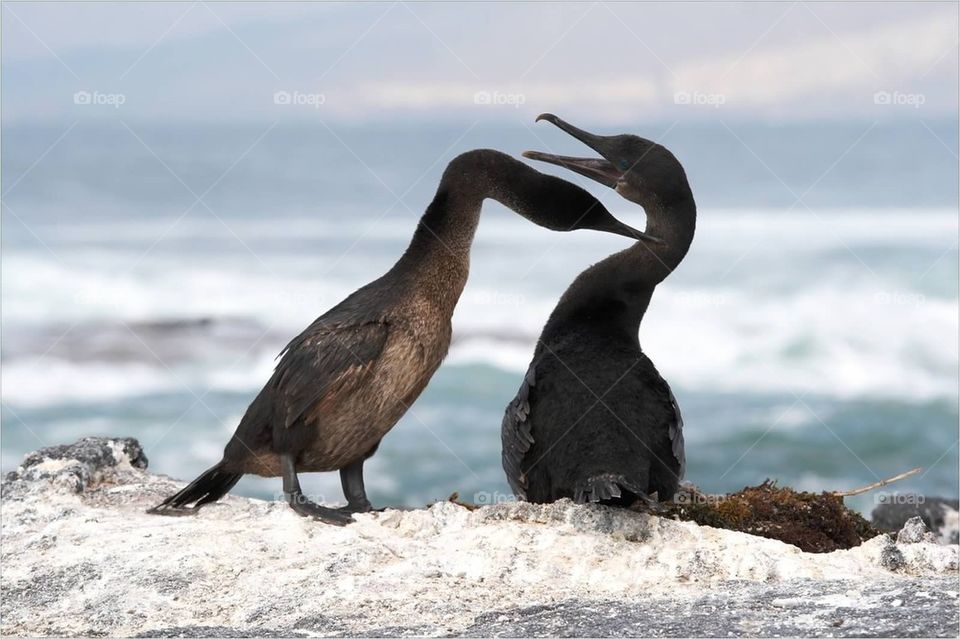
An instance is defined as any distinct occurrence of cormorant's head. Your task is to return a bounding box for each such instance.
[523,113,691,210]
[525,175,663,244]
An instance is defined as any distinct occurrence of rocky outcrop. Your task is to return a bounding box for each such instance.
[873,497,960,545]
[3,436,148,492]
[2,438,958,637]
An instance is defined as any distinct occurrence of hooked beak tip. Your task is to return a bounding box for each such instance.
[535,113,557,124]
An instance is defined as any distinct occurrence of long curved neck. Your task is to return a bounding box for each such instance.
[630,195,697,288]
[545,192,696,340]
[390,150,591,314]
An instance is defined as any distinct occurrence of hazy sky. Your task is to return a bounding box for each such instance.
[2,1,957,123]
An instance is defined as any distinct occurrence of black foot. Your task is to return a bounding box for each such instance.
[630,491,668,514]
[337,500,376,515]
[636,491,660,506]
[287,492,354,526]
[146,505,198,517]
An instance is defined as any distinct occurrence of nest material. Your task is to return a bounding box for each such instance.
[644,480,882,553]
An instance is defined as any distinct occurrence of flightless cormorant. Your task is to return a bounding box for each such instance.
[149,149,658,525]
[502,116,695,506]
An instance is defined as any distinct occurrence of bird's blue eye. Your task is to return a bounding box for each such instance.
[618,160,630,171]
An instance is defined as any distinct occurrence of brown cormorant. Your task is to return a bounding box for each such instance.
[149,149,659,524]
[502,116,696,506]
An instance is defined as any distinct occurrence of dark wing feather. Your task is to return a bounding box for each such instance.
[666,387,685,479]
[272,320,390,428]
[501,364,536,499]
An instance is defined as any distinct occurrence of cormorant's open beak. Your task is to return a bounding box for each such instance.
[523,151,623,189]
[525,113,664,245]
[523,113,624,188]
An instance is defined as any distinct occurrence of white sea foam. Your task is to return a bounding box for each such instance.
[1,359,180,407]
[0,350,283,408]
[4,278,955,406]
[3,209,956,406]
[638,284,958,402]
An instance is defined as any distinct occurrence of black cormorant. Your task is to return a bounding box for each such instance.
[502,116,696,506]
[149,149,658,524]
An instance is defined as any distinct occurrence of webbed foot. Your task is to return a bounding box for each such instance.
[146,504,198,517]
[336,500,375,515]
[287,491,354,526]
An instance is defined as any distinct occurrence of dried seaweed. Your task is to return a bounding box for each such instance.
[642,480,882,553]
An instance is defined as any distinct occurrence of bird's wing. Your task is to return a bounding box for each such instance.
[501,364,537,499]
[271,319,390,429]
[667,386,685,480]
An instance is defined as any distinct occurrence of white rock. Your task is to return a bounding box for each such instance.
[2,438,957,637]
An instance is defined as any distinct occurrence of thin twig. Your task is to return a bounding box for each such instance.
[833,467,922,497]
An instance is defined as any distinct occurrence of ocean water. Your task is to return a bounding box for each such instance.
[2,119,958,515]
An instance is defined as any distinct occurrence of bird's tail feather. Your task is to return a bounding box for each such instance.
[147,462,242,515]
[572,473,649,506]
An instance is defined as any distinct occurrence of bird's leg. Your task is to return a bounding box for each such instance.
[281,454,354,526]
[338,457,374,514]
